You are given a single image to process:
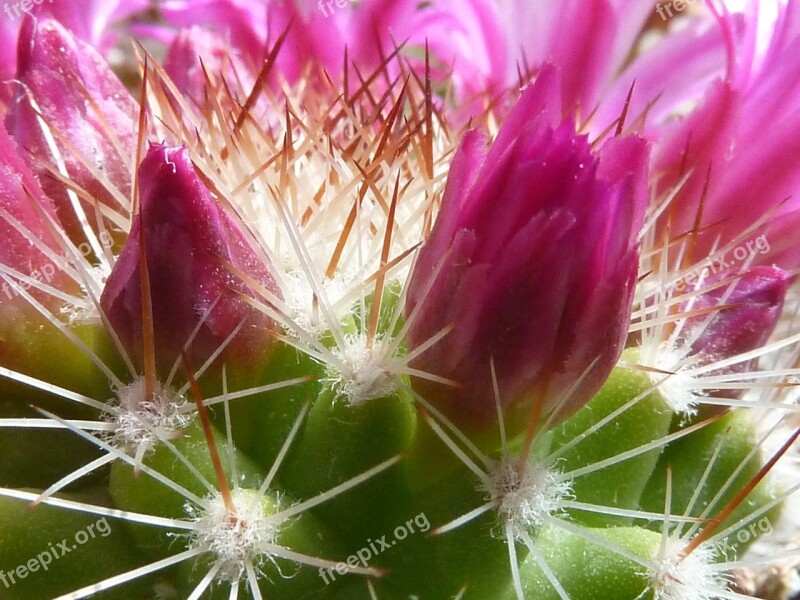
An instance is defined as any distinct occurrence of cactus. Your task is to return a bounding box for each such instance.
[1,5,799,600]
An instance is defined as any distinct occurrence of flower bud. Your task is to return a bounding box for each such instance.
[0,1,146,100]
[100,143,279,379]
[4,16,136,245]
[405,65,649,431]
[679,266,789,376]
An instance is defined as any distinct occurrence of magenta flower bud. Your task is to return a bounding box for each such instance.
[679,266,789,374]
[100,143,279,379]
[4,17,136,244]
[405,66,649,430]
[0,1,146,100]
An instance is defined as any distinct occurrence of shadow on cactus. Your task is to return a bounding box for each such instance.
[0,13,798,600]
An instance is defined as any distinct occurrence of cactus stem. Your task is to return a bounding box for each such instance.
[12,391,401,596]
[558,414,722,481]
[31,453,117,508]
[420,399,571,539]
[36,405,209,505]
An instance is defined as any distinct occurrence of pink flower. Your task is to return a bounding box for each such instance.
[404,66,649,430]
[149,0,740,127]
[158,0,268,58]
[100,143,279,379]
[346,0,507,102]
[163,27,257,112]
[495,0,656,114]
[651,1,800,269]
[152,0,507,107]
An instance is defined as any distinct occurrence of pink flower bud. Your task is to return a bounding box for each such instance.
[680,266,789,376]
[4,17,136,244]
[0,1,146,101]
[405,66,649,431]
[100,143,279,379]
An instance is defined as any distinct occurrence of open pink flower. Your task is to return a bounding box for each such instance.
[652,1,800,269]
[153,0,507,107]
[404,66,649,430]
[495,0,656,115]
[346,0,507,103]
[149,0,746,127]
[157,0,269,58]
[163,27,257,112]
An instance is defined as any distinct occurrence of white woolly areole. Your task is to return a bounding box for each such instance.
[282,269,355,337]
[111,377,190,452]
[323,336,397,405]
[190,489,280,582]
[649,342,704,417]
[482,457,571,539]
[649,538,730,600]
